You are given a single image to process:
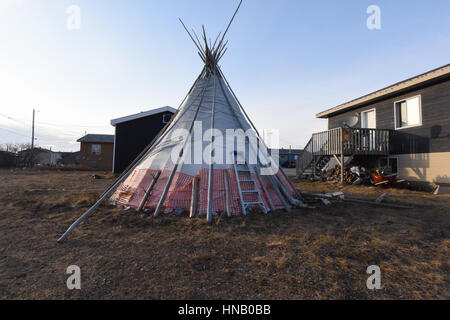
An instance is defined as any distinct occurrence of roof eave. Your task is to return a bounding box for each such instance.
[316,63,450,119]
[110,106,177,127]
[77,139,114,143]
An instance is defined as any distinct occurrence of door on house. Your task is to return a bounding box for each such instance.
[361,109,376,151]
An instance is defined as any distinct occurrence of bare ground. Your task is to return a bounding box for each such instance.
[0,169,448,300]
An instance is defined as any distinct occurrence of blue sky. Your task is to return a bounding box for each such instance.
[0,0,449,151]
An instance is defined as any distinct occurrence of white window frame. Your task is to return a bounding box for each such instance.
[394,95,422,130]
[91,144,102,155]
[361,108,377,129]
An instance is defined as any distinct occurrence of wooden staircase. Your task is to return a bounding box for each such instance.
[297,142,332,177]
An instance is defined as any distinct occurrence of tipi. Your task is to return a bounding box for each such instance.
[58,0,305,242]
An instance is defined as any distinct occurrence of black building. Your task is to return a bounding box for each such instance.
[111,106,176,174]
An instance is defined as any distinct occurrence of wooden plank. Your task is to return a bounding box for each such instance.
[341,128,344,184]
[190,177,199,218]
[206,74,218,224]
[301,192,413,209]
[269,175,291,212]
[223,170,232,217]
[375,193,388,203]
[333,154,342,167]
[137,170,161,212]
[256,170,275,211]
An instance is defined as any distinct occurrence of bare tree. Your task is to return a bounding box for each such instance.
[0,142,32,155]
[19,143,32,152]
[6,143,21,153]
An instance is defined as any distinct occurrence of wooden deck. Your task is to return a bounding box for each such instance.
[297,127,391,181]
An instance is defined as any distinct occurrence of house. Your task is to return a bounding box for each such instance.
[78,134,114,171]
[111,106,176,174]
[17,148,62,167]
[15,149,79,167]
[58,151,80,166]
[297,64,450,184]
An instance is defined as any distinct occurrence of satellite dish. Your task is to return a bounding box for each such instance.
[339,116,358,128]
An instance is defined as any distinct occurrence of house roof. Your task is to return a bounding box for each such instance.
[316,63,450,119]
[110,106,177,127]
[77,134,114,144]
[18,147,52,154]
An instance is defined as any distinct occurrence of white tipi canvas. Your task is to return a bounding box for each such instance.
[109,67,299,217]
[58,0,303,242]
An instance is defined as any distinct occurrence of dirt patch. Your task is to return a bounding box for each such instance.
[0,170,448,299]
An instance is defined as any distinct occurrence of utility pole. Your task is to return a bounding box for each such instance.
[30,109,35,167]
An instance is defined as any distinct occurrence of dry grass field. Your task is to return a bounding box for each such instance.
[0,169,448,300]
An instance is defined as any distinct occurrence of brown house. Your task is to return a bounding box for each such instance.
[78,134,114,171]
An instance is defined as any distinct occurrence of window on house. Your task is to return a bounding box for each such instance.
[379,157,398,174]
[361,109,376,129]
[395,96,422,129]
[91,144,101,155]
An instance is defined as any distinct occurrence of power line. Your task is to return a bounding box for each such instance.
[0,112,111,130]
[0,127,30,139]
[0,112,111,140]
[0,111,114,152]
[0,113,29,126]
[38,120,112,129]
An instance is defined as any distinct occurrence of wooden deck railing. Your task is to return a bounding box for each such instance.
[297,127,391,176]
[297,137,314,176]
[311,128,390,156]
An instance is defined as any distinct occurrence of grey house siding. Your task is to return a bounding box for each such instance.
[328,79,450,155]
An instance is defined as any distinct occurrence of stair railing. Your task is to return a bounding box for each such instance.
[296,137,313,177]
